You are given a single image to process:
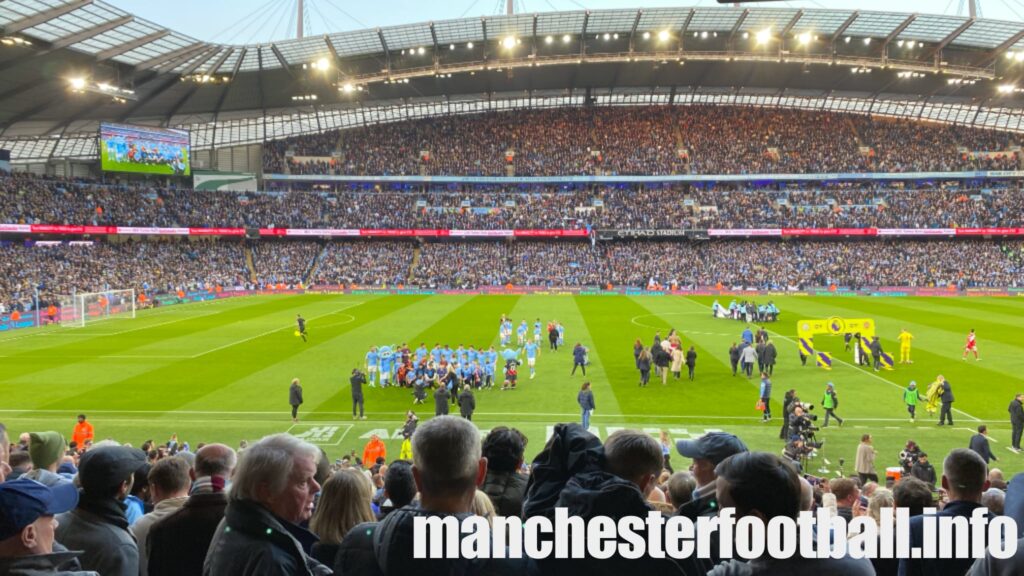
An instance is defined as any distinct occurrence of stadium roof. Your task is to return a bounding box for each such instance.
[3,1,1024,159]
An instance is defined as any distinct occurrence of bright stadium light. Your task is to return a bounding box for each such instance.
[603,33,610,41]
[417,46,425,55]
[502,36,516,49]
[562,34,571,43]
[545,35,553,44]
[467,42,474,48]
[998,84,1017,93]
[863,37,872,45]
[844,36,852,44]
[755,28,772,45]
[658,30,670,42]
[341,83,355,93]
[797,31,812,45]
[1017,52,1024,62]
[742,32,749,39]
[68,77,86,91]
[700,31,708,39]
[642,31,651,40]
[315,57,329,70]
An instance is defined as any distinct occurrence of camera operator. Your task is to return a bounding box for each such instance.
[789,403,821,446]
[350,368,367,420]
[900,440,922,475]
[784,438,814,472]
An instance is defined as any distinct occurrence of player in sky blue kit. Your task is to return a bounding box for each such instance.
[379,346,394,388]
[524,340,539,379]
[296,314,307,343]
[431,343,443,365]
[467,345,479,367]
[441,345,453,364]
[365,346,379,387]
[533,319,542,343]
[557,322,565,347]
[416,343,428,365]
[456,345,467,366]
[517,321,528,345]
[484,347,498,388]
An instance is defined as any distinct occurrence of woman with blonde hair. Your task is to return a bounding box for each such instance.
[310,468,376,565]
[473,490,497,526]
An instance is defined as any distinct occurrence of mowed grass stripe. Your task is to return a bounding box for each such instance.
[34,296,422,414]
[506,296,620,416]
[173,295,466,414]
[316,295,520,418]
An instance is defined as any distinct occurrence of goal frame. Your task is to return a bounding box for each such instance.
[58,289,136,327]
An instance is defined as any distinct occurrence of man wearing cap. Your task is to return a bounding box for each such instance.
[676,432,749,564]
[0,478,97,575]
[55,445,147,576]
[23,432,73,486]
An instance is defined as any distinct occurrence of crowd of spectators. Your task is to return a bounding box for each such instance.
[251,241,322,286]
[3,238,1024,311]
[4,416,1024,575]
[8,173,1024,231]
[0,240,250,313]
[259,106,1020,176]
[311,241,413,287]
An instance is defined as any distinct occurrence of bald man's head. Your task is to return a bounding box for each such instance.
[194,443,237,478]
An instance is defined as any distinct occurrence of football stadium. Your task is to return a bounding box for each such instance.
[4,0,1024,573]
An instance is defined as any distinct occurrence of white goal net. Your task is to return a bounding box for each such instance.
[58,289,136,327]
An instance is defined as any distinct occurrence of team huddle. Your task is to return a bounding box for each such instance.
[354,316,566,402]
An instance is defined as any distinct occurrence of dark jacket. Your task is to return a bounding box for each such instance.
[969,433,997,464]
[763,343,777,364]
[728,346,740,365]
[0,551,98,576]
[351,372,366,399]
[334,505,527,576]
[1010,399,1024,425]
[910,461,937,486]
[433,387,450,416]
[310,543,339,568]
[637,355,651,372]
[941,381,955,403]
[900,501,989,576]
[289,383,303,406]
[55,494,138,576]
[481,470,528,518]
[577,390,595,411]
[148,491,228,576]
[522,423,700,576]
[685,350,697,367]
[203,499,329,576]
[573,345,586,364]
[458,389,476,418]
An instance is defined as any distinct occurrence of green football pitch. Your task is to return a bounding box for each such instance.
[3,294,1023,477]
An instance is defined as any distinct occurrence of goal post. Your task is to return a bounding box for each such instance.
[58,289,136,327]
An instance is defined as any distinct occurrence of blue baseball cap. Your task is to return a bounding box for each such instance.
[676,432,749,466]
[0,478,79,541]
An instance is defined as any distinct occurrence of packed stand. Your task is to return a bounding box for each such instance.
[310,241,414,287]
[251,241,322,287]
[0,240,249,313]
[409,242,511,288]
[260,106,1021,176]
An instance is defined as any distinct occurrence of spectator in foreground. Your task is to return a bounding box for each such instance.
[23,432,70,486]
[707,452,874,575]
[131,457,190,576]
[900,448,990,576]
[148,443,237,576]
[335,415,524,576]
[892,476,935,518]
[378,460,416,519]
[203,433,329,576]
[55,445,147,576]
[309,468,376,565]
[0,478,93,576]
[481,427,528,518]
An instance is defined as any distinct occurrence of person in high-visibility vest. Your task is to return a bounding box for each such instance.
[898,328,915,364]
[903,381,925,422]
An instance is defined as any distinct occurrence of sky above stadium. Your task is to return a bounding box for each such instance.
[108,0,1024,44]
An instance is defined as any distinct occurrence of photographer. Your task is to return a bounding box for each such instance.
[783,438,813,472]
[900,440,923,475]
[789,404,820,444]
[350,368,367,420]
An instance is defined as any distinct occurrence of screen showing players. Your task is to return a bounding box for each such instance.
[99,123,191,176]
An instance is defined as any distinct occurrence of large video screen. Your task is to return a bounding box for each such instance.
[99,123,191,176]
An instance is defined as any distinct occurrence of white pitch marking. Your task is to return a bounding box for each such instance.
[189,303,362,359]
